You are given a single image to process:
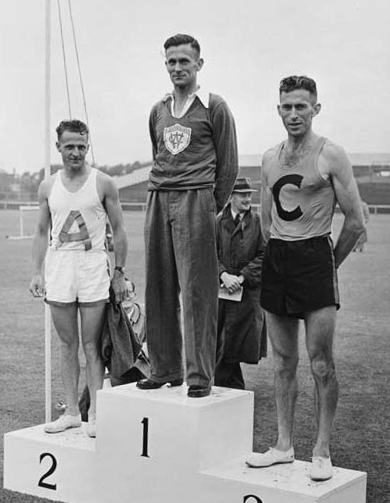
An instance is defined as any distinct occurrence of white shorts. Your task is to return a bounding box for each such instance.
[45,249,110,306]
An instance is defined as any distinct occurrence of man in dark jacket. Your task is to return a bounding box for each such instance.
[216,177,267,389]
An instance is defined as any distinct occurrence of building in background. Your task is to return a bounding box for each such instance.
[115,153,390,210]
[2,153,390,210]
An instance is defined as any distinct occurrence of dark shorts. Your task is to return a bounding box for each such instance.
[261,235,340,319]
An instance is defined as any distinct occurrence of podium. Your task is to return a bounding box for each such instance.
[4,384,366,503]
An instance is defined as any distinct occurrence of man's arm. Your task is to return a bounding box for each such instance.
[324,144,366,268]
[260,152,273,243]
[210,99,239,212]
[100,173,129,302]
[149,105,159,161]
[29,180,51,297]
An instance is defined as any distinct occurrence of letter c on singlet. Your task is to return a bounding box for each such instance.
[272,174,303,221]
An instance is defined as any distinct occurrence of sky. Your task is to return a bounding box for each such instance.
[1,0,389,174]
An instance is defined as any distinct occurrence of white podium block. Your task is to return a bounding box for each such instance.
[96,384,254,471]
[3,384,366,503]
[200,456,367,503]
[91,384,254,503]
[4,424,98,502]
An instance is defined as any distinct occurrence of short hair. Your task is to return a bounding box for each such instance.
[56,119,89,140]
[164,34,201,57]
[279,75,318,102]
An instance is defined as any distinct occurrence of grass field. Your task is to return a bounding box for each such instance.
[1,209,389,502]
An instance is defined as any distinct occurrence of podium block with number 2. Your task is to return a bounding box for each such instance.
[4,384,366,503]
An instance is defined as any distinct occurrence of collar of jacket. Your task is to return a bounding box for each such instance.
[162,86,210,108]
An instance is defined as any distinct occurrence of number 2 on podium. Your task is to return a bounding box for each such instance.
[38,452,57,491]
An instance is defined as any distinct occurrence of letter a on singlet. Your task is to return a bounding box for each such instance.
[58,210,92,250]
[272,174,303,221]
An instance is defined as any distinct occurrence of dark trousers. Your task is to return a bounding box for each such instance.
[144,189,219,387]
[214,361,245,389]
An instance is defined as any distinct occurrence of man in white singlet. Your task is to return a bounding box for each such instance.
[29,119,129,437]
[246,76,365,480]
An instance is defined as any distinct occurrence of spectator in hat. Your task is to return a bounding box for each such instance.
[216,177,267,389]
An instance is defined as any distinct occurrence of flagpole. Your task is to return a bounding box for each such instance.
[45,0,52,423]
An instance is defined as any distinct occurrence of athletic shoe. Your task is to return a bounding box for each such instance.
[310,456,333,481]
[246,447,295,468]
[44,413,82,434]
[86,419,96,438]
[136,378,183,390]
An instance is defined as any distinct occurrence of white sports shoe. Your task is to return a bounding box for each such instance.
[246,447,295,468]
[86,419,96,438]
[310,456,333,481]
[44,413,82,434]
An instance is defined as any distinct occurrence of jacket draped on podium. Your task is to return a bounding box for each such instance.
[101,288,143,380]
[216,204,267,364]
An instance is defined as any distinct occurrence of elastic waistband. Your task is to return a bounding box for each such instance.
[269,234,330,245]
[48,247,106,254]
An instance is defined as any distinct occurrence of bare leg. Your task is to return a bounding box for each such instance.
[79,303,106,420]
[50,304,80,416]
[266,311,300,451]
[304,306,338,459]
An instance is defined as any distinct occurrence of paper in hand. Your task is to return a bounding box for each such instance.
[218,285,243,302]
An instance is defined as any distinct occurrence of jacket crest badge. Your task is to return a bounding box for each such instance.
[164,124,192,155]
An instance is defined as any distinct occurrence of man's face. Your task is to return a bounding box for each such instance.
[165,44,203,89]
[277,89,321,137]
[231,192,252,214]
[56,130,89,170]
[122,279,136,313]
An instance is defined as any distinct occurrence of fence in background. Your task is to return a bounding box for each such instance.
[1,201,390,214]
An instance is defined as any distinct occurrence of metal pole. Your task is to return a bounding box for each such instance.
[45,0,52,423]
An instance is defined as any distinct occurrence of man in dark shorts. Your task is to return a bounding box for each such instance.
[246,76,365,480]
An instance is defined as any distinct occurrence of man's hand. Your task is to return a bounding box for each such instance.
[29,275,45,298]
[111,271,130,304]
[220,272,243,293]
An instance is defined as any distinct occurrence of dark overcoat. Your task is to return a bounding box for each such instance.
[216,204,267,364]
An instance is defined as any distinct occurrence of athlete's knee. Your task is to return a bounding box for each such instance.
[273,352,299,378]
[59,336,79,354]
[82,339,102,360]
[310,356,336,382]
